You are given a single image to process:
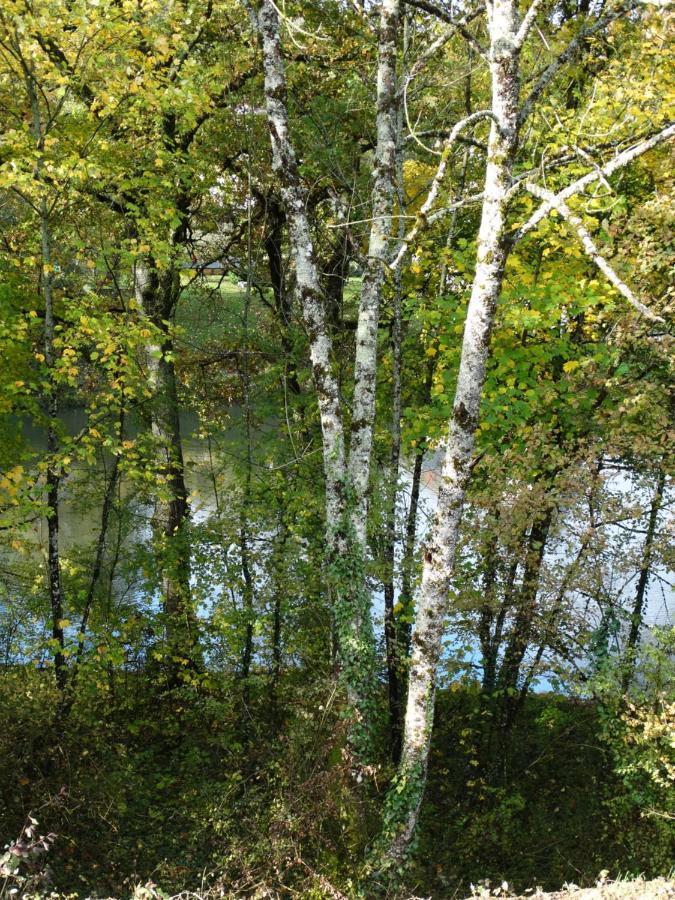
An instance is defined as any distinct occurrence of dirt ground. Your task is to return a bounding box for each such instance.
[468,879,675,900]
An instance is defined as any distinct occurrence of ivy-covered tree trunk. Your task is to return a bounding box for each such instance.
[252,0,401,761]
[342,0,402,755]
[621,467,666,692]
[380,0,523,863]
[41,203,67,698]
[27,71,67,698]
[134,258,200,670]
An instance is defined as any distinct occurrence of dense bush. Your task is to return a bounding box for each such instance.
[2,669,672,898]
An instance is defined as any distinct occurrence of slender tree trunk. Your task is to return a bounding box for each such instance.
[27,73,67,698]
[325,227,351,331]
[134,259,200,669]
[72,441,122,676]
[240,210,255,711]
[621,468,666,692]
[263,192,301,394]
[347,0,401,546]
[383,241,405,762]
[383,26,409,761]
[477,525,500,694]
[269,505,288,730]
[379,1,522,861]
[240,521,254,701]
[252,0,401,761]
[496,509,553,696]
[491,507,553,777]
[252,0,346,540]
[42,205,67,698]
[398,357,436,656]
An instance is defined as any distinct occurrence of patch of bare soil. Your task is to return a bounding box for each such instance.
[463,879,675,900]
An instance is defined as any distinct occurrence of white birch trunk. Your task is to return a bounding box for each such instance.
[253,0,346,534]
[347,0,401,546]
[339,0,402,749]
[252,0,403,757]
[381,0,522,861]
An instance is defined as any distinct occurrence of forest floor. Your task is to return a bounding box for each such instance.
[461,879,675,900]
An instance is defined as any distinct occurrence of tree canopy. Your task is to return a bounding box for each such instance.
[0,0,673,896]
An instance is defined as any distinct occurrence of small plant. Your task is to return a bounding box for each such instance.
[0,814,57,899]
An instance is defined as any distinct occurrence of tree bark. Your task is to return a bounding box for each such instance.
[251,0,402,761]
[621,468,666,692]
[380,0,522,862]
[383,210,405,763]
[383,24,409,762]
[262,191,301,394]
[27,70,67,698]
[42,205,67,698]
[134,258,201,669]
[347,0,401,547]
[398,357,435,662]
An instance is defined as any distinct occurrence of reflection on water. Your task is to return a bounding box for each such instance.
[19,407,238,552]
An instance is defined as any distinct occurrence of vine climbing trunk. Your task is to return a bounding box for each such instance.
[250,0,401,762]
[379,0,523,863]
[41,202,67,699]
[134,257,201,673]
[26,69,67,699]
[621,468,666,692]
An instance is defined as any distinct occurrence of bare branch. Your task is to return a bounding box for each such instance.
[514,0,545,50]
[390,110,496,269]
[525,182,664,323]
[512,122,675,241]
[403,0,488,56]
[404,26,457,86]
[518,1,634,126]
[426,191,485,223]
[404,129,487,152]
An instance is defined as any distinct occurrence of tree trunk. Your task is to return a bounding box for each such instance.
[380,0,521,862]
[621,468,666,692]
[240,239,255,713]
[383,235,405,763]
[398,358,435,662]
[383,29,409,762]
[70,438,122,690]
[263,192,301,394]
[252,0,401,762]
[269,504,288,731]
[42,206,67,699]
[134,258,200,670]
[324,228,351,331]
[252,0,346,542]
[347,0,401,547]
[28,72,67,699]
